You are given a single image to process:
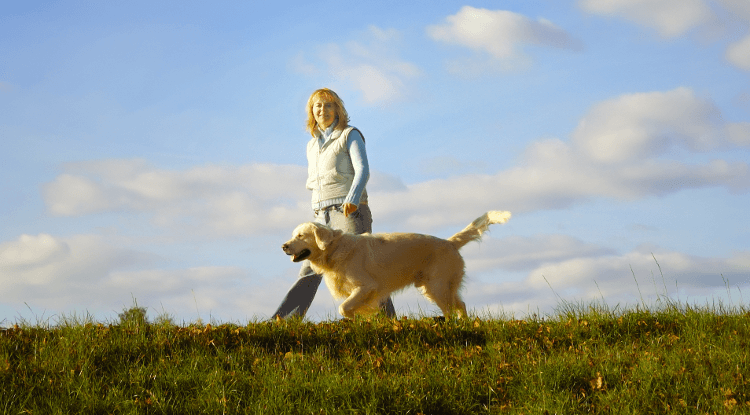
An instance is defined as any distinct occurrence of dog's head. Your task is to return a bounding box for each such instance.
[282,222,342,263]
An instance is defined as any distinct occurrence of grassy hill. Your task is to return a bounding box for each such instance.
[2,300,748,414]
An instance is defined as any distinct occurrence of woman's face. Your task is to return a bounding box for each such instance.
[312,97,336,129]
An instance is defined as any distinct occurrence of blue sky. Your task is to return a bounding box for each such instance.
[2,0,749,324]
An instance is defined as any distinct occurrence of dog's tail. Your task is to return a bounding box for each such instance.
[447,211,511,250]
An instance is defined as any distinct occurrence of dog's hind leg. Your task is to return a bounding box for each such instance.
[453,296,468,319]
[422,275,467,319]
[449,276,468,318]
[338,285,378,319]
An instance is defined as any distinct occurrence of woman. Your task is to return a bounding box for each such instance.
[272,88,396,319]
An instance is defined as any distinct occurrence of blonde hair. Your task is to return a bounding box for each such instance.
[305,88,350,136]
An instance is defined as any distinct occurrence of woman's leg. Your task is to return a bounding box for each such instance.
[271,210,329,320]
[271,261,322,319]
[380,297,396,318]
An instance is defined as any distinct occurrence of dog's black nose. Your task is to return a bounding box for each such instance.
[282,243,288,250]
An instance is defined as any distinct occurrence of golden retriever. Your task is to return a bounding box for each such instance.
[282,211,511,319]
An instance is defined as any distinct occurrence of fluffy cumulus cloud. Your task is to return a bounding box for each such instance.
[520,248,750,311]
[720,0,750,70]
[579,0,750,71]
[456,237,750,317]
[106,267,280,322]
[426,6,582,74]
[369,87,749,230]
[572,87,734,163]
[727,122,750,146]
[524,249,746,292]
[43,159,310,238]
[461,234,616,274]
[292,26,420,104]
[0,232,286,322]
[0,233,154,305]
[578,0,716,38]
[726,34,750,70]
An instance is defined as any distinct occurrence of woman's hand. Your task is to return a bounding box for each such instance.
[343,203,358,217]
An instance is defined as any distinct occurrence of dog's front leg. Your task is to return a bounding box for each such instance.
[338,285,377,319]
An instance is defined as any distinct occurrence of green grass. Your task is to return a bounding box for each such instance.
[2,300,749,414]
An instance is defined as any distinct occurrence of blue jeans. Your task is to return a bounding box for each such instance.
[272,204,396,319]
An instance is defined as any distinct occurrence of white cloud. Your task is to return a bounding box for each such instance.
[339,63,405,104]
[367,170,408,193]
[426,6,582,74]
[461,244,750,317]
[572,87,728,164]
[716,0,750,24]
[577,0,716,38]
[43,174,112,216]
[0,232,285,323]
[0,234,70,271]
[373,145,745,231]
[525,247,750,305]
[0,233,157,301]
[727,122,750,146]
[716,0,750,71]
[418,155,487,177]
[43,159,310,237]
[370,88,749,231]
[727,34,750,70]
[462,234,616,273]
[294,26,420,104]
[107,267,265,322]
[579,0,750,71]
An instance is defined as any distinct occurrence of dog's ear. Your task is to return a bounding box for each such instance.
[313,224,339,251]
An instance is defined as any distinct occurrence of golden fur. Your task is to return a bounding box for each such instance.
[282,211,511,319]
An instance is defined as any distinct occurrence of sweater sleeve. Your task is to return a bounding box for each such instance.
[345,129,369,206]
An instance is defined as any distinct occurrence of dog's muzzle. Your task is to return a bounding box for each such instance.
[282,243,311,263]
